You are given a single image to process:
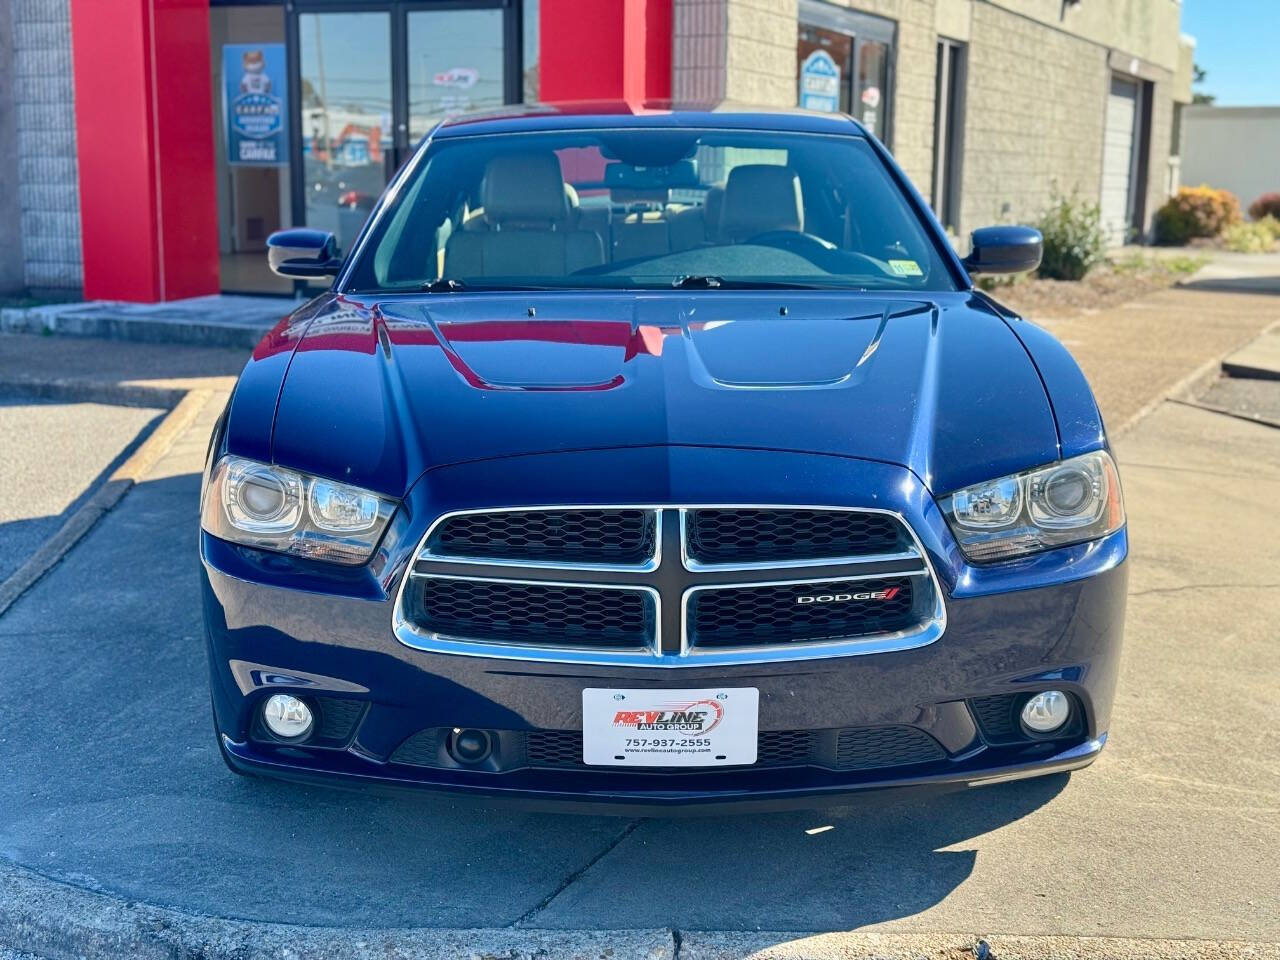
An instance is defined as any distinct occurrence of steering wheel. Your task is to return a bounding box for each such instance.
[743,230,836,257]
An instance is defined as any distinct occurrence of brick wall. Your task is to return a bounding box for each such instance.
[9,0,81,291]
[673,0,729,101]
[723,0,797,106]
[958,3,1109,237]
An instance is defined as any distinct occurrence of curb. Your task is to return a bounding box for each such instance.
[0,304,275,351]
[0,862,674,960]
[0,388,214,619]
[2,859,1277,960]
[0,375,188,409]
[1113,318,1280,436]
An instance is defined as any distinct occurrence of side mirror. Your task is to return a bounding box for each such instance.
[267,229,342,279]
[961,225,1043,276]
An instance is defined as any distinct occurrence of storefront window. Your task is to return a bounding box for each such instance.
[209,1,529,293]
[408,9,507,139]
[299,12,392,256]
[796,0,895,146]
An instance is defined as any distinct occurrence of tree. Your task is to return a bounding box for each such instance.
[1192,63,1216,105]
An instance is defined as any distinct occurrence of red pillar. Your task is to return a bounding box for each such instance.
[540,0,672,104]
[70,0,219,302]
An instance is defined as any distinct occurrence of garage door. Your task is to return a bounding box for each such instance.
[1101,75,1141,246]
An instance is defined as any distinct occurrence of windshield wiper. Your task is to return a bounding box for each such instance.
[422,278,465,292]
[672,274,724,289]
[671,275,842,290]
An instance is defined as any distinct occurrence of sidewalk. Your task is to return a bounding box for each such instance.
[0,294,291,350]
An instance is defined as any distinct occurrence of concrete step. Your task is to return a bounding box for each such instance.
[0,294,295,350]
[1222,329,1280,381]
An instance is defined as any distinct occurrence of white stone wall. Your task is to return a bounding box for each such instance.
[10,0,81,291]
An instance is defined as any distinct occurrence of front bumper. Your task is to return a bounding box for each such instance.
[201,447,1128,810]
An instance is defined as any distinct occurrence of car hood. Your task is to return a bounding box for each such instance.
[265,291,1060,497]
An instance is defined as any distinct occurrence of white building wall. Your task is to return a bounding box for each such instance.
[1180,106,1280,213]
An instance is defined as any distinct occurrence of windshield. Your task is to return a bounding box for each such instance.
[345,127,958,293]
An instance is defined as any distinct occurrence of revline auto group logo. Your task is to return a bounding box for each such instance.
[612,700,724,734]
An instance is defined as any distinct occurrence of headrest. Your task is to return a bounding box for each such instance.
[483,153,568,227]
[703,184,725,241]
[720,165,803,241]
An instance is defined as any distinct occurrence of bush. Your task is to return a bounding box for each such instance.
[1256,215,1280,242]
[1153,185,1242,244]
[1248,192,1280,221]
[1222,221,1279,253]
[1036,190,1106,280]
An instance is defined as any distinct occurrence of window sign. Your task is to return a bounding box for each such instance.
[223,43,288,166]
[800,50,840,113]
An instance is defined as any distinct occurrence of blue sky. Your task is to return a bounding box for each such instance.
[1181,0,1280,106]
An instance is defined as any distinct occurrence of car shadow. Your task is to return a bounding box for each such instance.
[1177,274,1280,295]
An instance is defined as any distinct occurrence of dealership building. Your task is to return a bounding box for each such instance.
[0,0,1192,302]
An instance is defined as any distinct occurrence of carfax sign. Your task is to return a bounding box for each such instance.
[799,49,840,113]
[223,44,288,166]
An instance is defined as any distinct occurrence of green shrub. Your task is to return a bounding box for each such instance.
[1248,192,1280,221]
[1222,221,1279,253]
[1153,185,1242,244]
[1256,215,1280,242]
[1036,191,1106,280]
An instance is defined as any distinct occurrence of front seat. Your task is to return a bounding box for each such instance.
[719,164,804,243]
[444,153,604,279]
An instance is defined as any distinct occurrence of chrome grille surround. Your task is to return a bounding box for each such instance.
[393,504,947,667]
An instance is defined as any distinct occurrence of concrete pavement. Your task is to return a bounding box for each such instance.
[1,286,1279,956]
[0,396,162,583]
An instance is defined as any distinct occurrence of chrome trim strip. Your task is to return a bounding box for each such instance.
[392,503,948,667]
[396,572,664,664]
[679,506,920,572]
[680,569,941,659]
[416,505,662,573]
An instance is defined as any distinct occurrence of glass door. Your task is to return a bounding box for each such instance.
[296,9,393,254]
[797,0,895,146]
[406,6,507,140]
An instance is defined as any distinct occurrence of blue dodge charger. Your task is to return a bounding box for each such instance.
[200,104,1127,811]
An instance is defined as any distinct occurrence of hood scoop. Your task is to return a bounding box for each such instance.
[684,311,892,389]
[433,318,639,390]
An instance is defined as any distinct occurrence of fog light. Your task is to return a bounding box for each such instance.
[1020,690,1071,734]
[450,728,492,764]
[262,694,313,741]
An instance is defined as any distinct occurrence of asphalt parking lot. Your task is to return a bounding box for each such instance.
[0,379,1277,954]
[0,394,162,583]
[1,275,1278,957]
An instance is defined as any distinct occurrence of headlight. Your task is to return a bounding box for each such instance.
[201,456,396,565]
[937,451,1124,562]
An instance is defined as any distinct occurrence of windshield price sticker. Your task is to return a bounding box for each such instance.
[582,688,759,766]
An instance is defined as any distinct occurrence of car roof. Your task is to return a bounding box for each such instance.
[431,100,868,138]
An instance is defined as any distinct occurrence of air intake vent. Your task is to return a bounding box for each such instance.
[685,508,909,565]
[688,576,917,647]
[410,576,655,649]
[427,509,657,566]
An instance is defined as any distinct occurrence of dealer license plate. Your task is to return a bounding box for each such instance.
[581,687,759,767]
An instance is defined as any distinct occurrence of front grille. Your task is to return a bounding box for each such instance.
[427,509,656,566]
[398,505,942,663]
[688,576,917,647]
[685,508,908,564]
[390,725,946,773]
[409,576,654,649]
[835,725,946,770]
